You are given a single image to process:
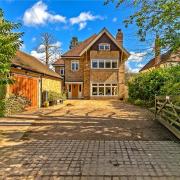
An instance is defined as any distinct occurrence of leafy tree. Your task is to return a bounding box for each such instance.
[105,0,180,51]
[0,9,23,85]
[36,33,61,66]
[69,37,79,49]
[0,9,22,116]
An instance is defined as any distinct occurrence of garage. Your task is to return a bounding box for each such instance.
[10,74,39,109]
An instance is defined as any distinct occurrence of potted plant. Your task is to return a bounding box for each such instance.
[48,91,58,106]
[43,101,49,107]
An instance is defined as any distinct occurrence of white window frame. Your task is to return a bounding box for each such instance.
[99,43,110,51]
[91,83,118,96]
[91,59,118,69]
[71,60,79,71]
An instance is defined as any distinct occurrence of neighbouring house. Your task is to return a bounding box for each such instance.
[56,28,130,99]
[140,50,180,72]
[6,50,63,109]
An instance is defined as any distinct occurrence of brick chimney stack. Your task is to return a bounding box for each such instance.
[116,29,123,46]
[154,35,161,66]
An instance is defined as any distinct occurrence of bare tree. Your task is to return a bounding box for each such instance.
[36,33,61,66]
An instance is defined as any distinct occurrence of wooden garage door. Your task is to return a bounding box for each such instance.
[10,74,38,109]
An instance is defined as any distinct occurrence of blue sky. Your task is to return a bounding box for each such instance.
[0,0,155,72]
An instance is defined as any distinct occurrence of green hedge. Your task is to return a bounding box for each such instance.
[128,65,180,107]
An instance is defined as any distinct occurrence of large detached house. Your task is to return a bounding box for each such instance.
[53,28,130,99]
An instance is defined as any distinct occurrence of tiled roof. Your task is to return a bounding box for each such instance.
[140,50,180,72]
[12,51,61,79]
[53,58,64,66]
[61,34,97,57]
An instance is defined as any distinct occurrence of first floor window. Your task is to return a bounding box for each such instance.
[92,60,98,68]
[91,83,118,96]
[71,60,79,71]
[91,59,118,69]
[99,60,104,68]
[112,60,118,68]
[60,68,64,75]
[105,61,111,68]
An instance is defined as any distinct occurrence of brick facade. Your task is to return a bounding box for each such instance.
[64,58,84,82]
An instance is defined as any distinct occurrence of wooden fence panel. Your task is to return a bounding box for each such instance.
[155,95,180,139]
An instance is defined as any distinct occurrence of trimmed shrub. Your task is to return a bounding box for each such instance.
[0,100,5,117]
[128,65,180,107]
[47,91,67,102]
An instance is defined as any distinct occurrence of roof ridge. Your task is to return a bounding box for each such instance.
[14,50,61,78]
[62,34,97,57]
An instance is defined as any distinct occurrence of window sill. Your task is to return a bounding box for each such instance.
[91,68,119,70]
[91,95,118,97]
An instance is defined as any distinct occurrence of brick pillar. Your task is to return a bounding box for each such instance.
[118,59,125,100]
[83,51,90,99]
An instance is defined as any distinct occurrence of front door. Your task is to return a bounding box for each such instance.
[72,84,78,98]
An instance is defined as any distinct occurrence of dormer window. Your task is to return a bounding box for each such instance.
[99,43,110,51]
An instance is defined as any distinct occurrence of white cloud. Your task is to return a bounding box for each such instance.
[30,41,62,64]
[37,41,62,51]
[137,63,144,68]
[23,1,66,26]
[19,38,26,50]
[126,61,145,73]
[128,51,147,62]
[79,22,87,30]
[125,62,139,73]
[70,12,104,30]
[112,17,117,22]
[31,50,44,60]
[32,37,36,42]
[51,41,62,47]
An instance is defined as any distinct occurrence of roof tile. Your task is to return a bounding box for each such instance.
[12,51,61,79]
[62,34,97,57]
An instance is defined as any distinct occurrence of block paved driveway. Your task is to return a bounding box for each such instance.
[0,100,179,179]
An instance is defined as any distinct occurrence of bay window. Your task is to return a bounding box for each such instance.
[91,83,118,96]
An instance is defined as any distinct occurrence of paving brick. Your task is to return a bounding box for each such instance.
[0,140,179,179]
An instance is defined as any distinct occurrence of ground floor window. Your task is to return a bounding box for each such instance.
[91,83,118,96]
